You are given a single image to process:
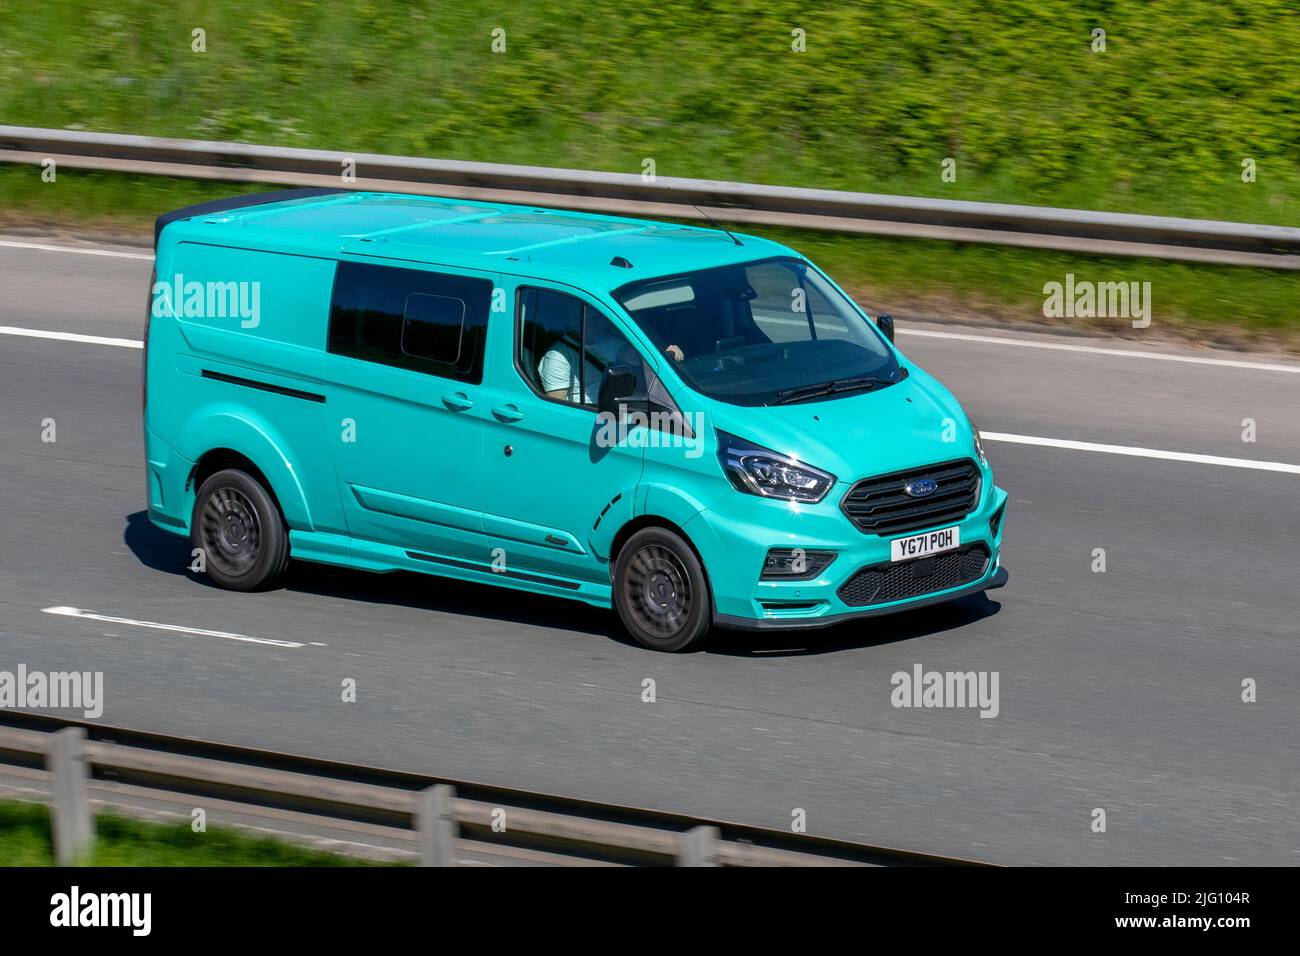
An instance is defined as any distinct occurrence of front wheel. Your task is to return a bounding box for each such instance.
[191,468,289,591]
[613,527,712,652]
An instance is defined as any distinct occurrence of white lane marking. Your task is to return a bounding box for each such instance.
[2,324,1295,475]
[3,237,1297,373]
[0,239,152,260]
[42,606,307,648]
[898,327,1300,374]
[0,325,142,349]
[5,318,1296,377]
[984,432,1300,474]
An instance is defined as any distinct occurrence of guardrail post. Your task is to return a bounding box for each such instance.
[416,784,457,867]
[678,825,720,866]
[48,727,94,865]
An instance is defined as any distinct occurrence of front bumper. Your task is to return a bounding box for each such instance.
[715,566,1007,630]
[682,476,1008,630]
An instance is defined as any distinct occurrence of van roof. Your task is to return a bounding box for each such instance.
[158,189,797,292]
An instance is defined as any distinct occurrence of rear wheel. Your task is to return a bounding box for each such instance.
[613,527,712,652]
[191,468,289,591]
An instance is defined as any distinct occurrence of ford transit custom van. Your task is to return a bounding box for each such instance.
[145,189,1007,651]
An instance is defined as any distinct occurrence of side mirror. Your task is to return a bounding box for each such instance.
[875,313,895,343]
[597,364,641,417]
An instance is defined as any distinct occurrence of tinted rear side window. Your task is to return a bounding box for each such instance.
[402,293,466,365]
[328,261,492,383]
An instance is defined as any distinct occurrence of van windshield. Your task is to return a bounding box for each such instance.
[614,257,901,406]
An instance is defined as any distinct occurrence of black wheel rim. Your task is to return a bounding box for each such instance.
[200,485,262,577]
[624,544,692,639]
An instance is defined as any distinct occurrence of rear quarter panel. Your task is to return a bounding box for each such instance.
[146,237,346,535]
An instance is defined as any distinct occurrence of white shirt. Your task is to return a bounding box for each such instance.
[538,343,598,404]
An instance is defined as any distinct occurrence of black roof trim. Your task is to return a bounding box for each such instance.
[153,187,352,248]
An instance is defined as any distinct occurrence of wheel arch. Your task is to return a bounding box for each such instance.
[609,514,699,571]
[188,448,288,524]
[608,515,716,616]
[175,409,314,531]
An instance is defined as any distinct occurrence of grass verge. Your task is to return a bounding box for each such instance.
[0,798,385,866]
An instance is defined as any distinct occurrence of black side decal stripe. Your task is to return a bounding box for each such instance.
[592,492,623,531]
[201,369,326,403]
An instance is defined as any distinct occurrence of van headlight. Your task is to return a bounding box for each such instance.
[970,420,988,465]
[716,430,836,503]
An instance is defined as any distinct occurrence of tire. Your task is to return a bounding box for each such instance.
[190,468,289,591]
[613,527,712,652]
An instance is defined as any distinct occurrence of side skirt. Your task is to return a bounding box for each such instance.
[286,529,613,609]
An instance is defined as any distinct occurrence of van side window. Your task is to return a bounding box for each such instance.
[517,287,643,407]
[328,261,491,383]
[402,293,465,365]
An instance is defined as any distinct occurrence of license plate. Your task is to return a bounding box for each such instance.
[890,526,960,562]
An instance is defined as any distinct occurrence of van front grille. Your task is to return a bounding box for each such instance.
[840,459,980,536]
[837,544,990,607]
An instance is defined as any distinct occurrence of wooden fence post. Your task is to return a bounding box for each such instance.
[417,784,457,867]
[678,825,720,866]
[48,727,93,865]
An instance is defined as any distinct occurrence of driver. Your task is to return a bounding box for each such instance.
[539,335,598,403]
[540,336,683,404]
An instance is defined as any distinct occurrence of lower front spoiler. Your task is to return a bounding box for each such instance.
[714,567,1009,632]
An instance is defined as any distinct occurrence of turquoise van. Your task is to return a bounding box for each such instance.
[145,189,1007,651]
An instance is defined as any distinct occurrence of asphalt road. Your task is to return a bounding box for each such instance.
[1,236,1297,865]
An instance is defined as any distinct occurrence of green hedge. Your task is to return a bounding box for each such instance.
[1,0,1295,223]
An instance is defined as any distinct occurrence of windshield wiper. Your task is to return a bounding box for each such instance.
[775,374,897,405]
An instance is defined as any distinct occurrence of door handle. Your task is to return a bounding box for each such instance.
[491,404,524,423]
[442,392,474,411]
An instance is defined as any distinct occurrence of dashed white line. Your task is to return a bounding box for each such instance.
[42,606,309,648]
[1,316,1294,474]
[3,235,1299,374]
[984,432,1300,474]
[0,325,142,349]
[0,239,152,260]
[898,327,1300,374]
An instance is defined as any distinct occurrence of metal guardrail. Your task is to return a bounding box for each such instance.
[2,125,1297,269]
[0,713,988,867]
